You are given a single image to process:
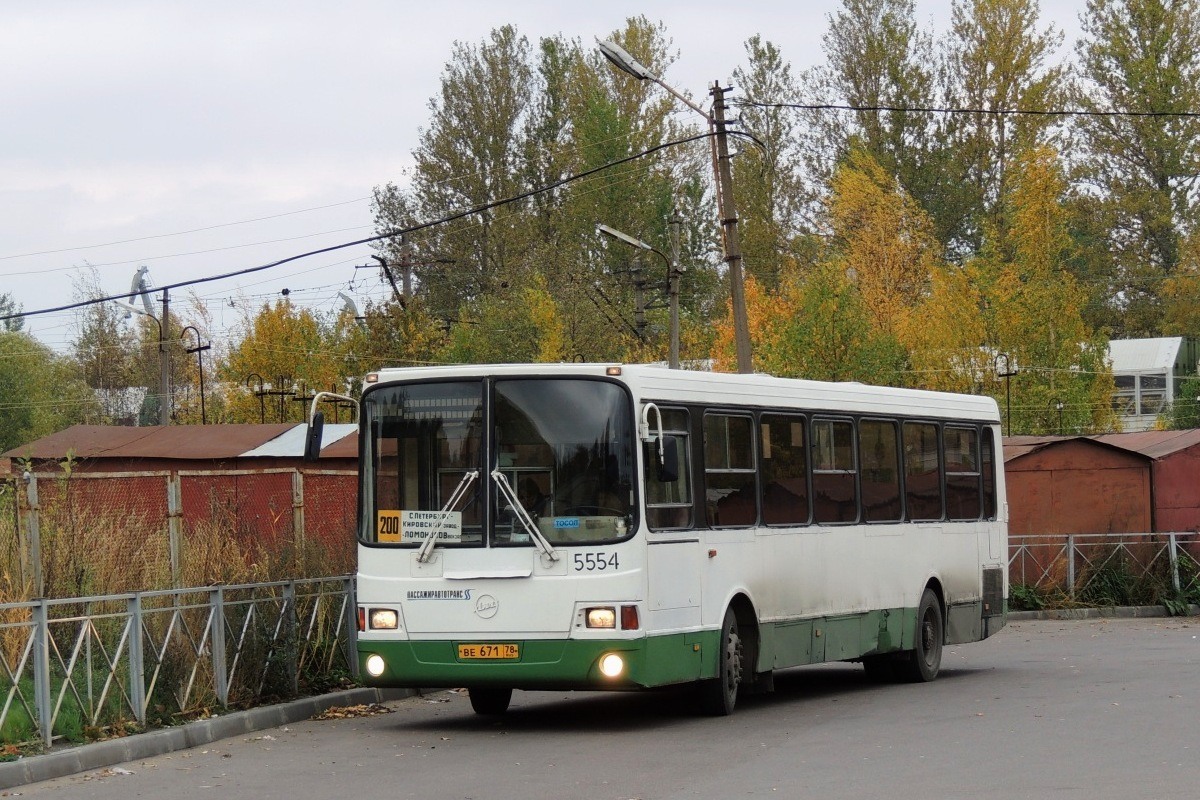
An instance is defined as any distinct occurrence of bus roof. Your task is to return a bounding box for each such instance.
[366,363,1001,423]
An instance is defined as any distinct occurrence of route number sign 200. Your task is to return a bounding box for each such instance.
[573,552,619,571]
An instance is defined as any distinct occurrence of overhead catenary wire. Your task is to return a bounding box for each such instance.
[0,131,717,326]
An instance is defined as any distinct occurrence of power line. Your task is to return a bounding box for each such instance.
[0,197,372,262]
[734,100,1200,119]
[0,131,716,326]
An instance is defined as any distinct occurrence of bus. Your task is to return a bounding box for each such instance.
[346,363,1007,715]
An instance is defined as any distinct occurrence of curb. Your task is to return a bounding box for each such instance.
[0,687,416,791]
[1007,604,1200,621]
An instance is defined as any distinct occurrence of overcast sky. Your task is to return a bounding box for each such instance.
[0,1,1084,354]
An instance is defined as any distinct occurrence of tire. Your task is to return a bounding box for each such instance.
[468,686,513,715]
[899,588,943,683]
[700,608,744,716]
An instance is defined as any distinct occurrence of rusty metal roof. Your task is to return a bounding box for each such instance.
[1002,434,1150,463]
[1090,429,1200,460]
[4,424,300,461]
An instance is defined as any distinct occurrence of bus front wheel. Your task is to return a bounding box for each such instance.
[468,687,513,715]
[700,608,743,716]
[900,589,943,682]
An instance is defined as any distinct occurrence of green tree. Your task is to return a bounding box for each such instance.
[731,36,810,290]
[943,0,1066,251]
[1075,0,1200,336]
[0,293,24,333]
[0,330,95,451]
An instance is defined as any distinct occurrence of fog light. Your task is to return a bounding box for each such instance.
[369,608,398,630]
[365,654,386,677]
[599,652,624,678]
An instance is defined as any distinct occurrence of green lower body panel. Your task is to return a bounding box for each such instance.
[359,630,720,691]
[361,600,1004,691]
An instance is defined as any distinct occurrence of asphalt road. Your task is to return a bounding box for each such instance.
[13,617,1200,800]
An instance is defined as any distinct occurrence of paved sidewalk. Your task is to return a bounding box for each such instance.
[0,687,415,791]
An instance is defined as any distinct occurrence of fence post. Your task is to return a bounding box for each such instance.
[20,474,44,598]
[1168,533,1181,595]
[210,586,228,707]
[167,474,183,588]
[283,581,298,696]
[1067,534,1076,598]
[292,471,305,573]
[33,599,52,747]
[127,594,146,725]
[344,576,359,678]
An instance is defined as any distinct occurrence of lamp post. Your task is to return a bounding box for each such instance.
[598,39,752,373]
[1054,399,1064,435]
[180,326,211,424]
[596,222,682,369]
[994,353,1018,434]
[115,298,171,425]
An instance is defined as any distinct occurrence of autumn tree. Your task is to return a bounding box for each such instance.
[827,146,941,338]
[219,300,344,424]
[440,279,566,364]
[1074,0,1200,336]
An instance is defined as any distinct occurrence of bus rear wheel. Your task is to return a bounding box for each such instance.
[468,687,513,715]
[899,589,943,682]
[700,608,743,716]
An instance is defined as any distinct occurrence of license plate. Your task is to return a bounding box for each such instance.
[457,643,519,660]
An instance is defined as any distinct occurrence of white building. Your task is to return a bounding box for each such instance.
[1108,337,1200,431]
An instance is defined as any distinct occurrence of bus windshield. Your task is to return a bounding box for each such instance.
[362,377,636,547]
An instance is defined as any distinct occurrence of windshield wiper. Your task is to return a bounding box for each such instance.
[491,470,560,562]
[416,470,479,563]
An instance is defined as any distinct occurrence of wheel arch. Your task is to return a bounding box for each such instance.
[727,592,760,676]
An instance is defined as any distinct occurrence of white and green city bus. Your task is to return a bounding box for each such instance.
[348,363,1007,715]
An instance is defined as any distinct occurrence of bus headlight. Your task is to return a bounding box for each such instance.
[585,607,616,628]
[598,652,625,678]
[369,608,399,630]
[365,654,386,677]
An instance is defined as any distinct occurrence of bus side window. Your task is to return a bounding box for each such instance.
[903,421,943,521]
[860,419,901,522]
[812,419,858,523]
[760,414,809,525]
[945,426,981,520]
[645,408,693,530]
[981,427,997,519]
[704,413,757,527]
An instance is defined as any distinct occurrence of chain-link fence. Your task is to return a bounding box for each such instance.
[3,468,357,601]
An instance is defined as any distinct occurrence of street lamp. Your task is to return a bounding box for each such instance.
[598,39,752,373]
[1054,399,1064,435]
[181,326,211,424]
[994,353,1018,434]
[115,299,171,425]
[596,222,683,369]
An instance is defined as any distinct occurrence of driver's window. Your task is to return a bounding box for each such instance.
[645,407,693,530]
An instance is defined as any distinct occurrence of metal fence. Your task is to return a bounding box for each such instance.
[1009,532,1200,604]
[0,577,356,747]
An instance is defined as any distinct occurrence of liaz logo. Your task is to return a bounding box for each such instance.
[554,518,580,529]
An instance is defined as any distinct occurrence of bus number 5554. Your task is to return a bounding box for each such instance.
[573,552,619,571]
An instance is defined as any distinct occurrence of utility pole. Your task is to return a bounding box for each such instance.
[669,206,682,370]
[710,82,752,374]
[158,288,171,425]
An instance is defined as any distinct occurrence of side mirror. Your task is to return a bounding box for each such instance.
[303,411,325,462]
[656,436,679,483]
